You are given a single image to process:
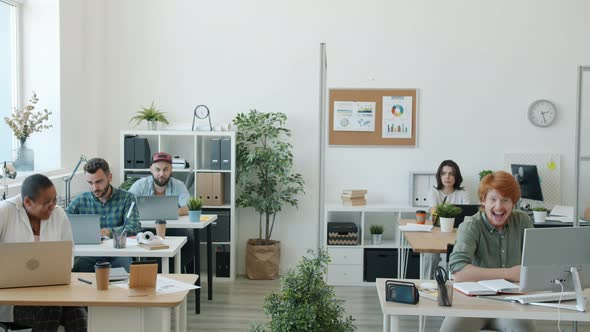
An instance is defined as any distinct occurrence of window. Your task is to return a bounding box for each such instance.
[0,0,19,163]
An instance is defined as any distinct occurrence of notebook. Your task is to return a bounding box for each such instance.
[453,279,521,296]
[0,241,72,289]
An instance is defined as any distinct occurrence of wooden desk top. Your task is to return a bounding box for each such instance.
[140,214,217,229]
[74,236,187,258]
[376,278,590,322]
[400,219,456,254]
[0,273,198,307]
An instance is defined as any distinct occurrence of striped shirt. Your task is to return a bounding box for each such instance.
[66,186,140,235]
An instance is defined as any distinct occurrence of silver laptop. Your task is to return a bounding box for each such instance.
[137,196,179,221]
[69,214,102,244]
[0,241,72,289]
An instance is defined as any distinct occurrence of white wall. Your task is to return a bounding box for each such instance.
[59,0,590,273]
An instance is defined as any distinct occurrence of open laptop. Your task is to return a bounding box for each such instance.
[454,204,482,227]
[0,241,72,289]
[137,195,179,221]
[69,214,102,244]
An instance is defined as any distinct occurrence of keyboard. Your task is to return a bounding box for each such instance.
[504,292,578,304]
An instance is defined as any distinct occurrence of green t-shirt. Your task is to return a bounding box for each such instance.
[449,209,533,274]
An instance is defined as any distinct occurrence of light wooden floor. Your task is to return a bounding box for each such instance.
[187,278,590,332]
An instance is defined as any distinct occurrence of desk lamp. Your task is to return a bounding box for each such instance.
[62,155,87,208]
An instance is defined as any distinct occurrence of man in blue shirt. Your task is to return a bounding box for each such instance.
[67,158,140,272]
[128,152,194,272]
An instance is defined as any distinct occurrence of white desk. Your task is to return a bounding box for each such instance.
[73,236,187,274]
[376,278,590,332]
[140,214,217,314]
[0,273,196,332]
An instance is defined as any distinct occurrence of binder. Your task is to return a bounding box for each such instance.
[210,138,220,169]
[124,136,135,168]
[220,138,231,170]
[133,138,151,169]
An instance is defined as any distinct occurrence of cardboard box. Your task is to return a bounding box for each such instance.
[197,172,224,206]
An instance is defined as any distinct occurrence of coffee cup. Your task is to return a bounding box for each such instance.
[155,219,167,238]
[415,210,427,224]
[95,261,111,290]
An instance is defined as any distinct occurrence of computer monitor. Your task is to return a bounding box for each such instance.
[511,164,544,202]
[520,227,590,293]
[454,204,482,227]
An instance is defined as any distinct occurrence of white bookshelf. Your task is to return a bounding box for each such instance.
[324,203,419,286]
[120,130,236,280]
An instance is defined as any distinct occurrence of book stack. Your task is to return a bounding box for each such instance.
[341,189,367,206]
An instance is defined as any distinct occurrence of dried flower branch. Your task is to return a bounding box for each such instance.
[3,92,52,142]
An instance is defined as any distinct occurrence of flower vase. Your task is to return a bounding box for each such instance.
[147,121,158,131]
[13,139,34,171]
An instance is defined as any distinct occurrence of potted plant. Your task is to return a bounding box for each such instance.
[436,203,462,232]
[479,170,493,181]
[370,224,384,245]
[187,196,202,222]
[532,207,548,223]
[4,92,52,171]
[129,101,170,130]
[233,110,305,280]
[248,249,356,332]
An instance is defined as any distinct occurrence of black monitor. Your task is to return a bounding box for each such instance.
[511,164,543,202]
[454,204,482,227]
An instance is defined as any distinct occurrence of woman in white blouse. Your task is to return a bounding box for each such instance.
[0,174,86,332]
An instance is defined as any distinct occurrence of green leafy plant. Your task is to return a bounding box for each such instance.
[249,249,356,332]
[532,207,548,212]
[119,177,140,191]
[187,196,202,211]
[129,101,170,127]
[233,110,305,241]
[370,224,384,235]
[436,203,463,218]
[479,170,493,181]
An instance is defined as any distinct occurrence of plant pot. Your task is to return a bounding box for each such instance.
[371,234,382,245]
[147,120,158,131]
[439,217,455,232]
[533,211,547,223]
[12,139,34,171]
[188,210,201,222]
[246,239,280,280]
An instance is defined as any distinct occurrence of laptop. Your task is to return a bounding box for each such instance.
[137,196,179,221]
[0,241,72,289]
[69,214,102,244]
[454,204,482,227]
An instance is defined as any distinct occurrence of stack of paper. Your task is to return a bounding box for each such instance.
[399,223,433,232]
[548,205,574,223]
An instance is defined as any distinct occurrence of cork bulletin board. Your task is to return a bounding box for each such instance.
[329,89,417,146]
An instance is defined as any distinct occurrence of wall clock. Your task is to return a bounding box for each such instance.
[528,99,557,128]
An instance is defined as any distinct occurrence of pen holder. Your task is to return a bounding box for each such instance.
[113,230,127,249]
[437,281,453,306]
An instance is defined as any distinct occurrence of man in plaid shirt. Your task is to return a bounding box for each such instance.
[67,158,140,272]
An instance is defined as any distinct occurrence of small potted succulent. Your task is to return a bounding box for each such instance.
[369,224,384,245]
[532,207,548,223]
[129,101,170,130]
[435,203,463,232]
[187,196,203,222]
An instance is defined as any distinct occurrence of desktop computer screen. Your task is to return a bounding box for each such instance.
[520,227,590,293]
[511,164,544,202]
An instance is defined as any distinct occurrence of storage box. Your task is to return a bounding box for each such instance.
[327,222,359,245]
[197,172,225,206]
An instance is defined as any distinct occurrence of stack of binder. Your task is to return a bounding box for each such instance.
[341,189,367,206]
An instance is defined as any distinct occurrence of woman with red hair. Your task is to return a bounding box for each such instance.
[440,171,535,332]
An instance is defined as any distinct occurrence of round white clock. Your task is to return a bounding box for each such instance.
[528,99,557,127]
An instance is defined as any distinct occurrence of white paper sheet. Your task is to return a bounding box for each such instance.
[399,223,433,232]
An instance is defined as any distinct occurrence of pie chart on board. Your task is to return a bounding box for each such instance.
[391,105,404,117]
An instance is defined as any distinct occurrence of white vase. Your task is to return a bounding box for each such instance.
[372,234,382,245]
[440,217,455,232]
[533,211,547,223]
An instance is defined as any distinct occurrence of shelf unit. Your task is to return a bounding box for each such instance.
[120,130,236,280]
[324,203,419,286]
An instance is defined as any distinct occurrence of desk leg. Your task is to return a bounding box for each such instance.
[382,314,399,332]
[174,252,182,332]
[193,228,201,314]
[419,253,424,280]
[383,314,390,332]
[179,296,187,332]
[207,223,213,300]
[162,257,169,274]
